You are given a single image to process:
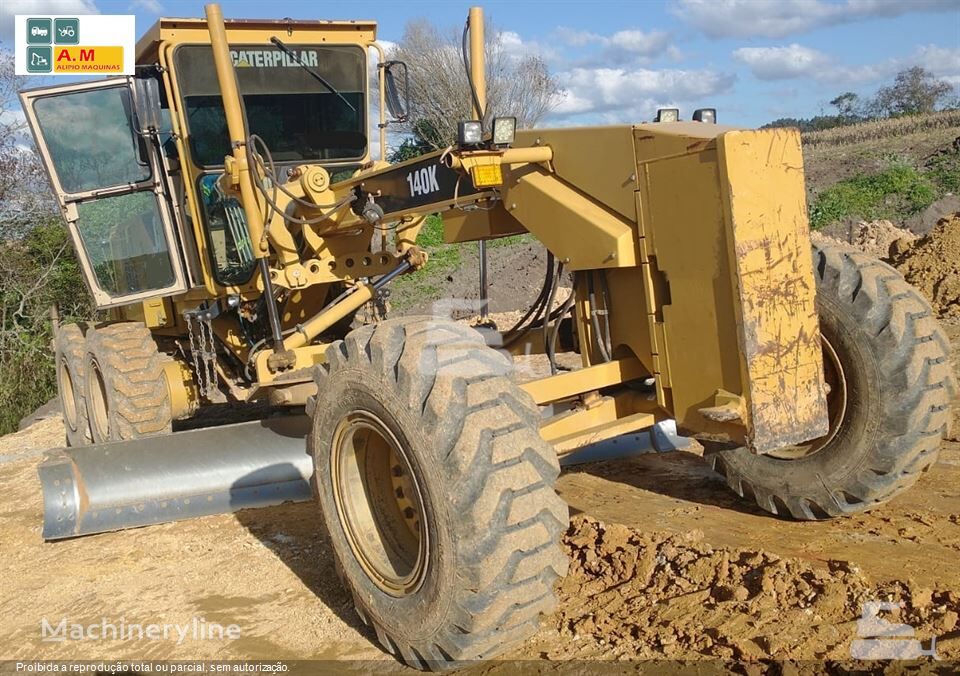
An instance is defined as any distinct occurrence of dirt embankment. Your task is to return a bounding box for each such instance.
[891,215,960,319]
[815,218,917,259]
[813,213,960,322]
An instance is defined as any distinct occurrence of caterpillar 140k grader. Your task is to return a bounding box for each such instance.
[20,2,956,669]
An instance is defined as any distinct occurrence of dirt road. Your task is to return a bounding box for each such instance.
[0,324,957,668]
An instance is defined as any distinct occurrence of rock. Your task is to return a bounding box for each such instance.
[713,584,750,602]
[17,397,61,431]
[905,195,960,235]
[940,610,959,633]
[889,236,913,258]
[909,583,934,608]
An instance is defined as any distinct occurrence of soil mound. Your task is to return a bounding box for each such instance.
[892,214,960,318]
[549,515,959,661]
[818,219,917,259]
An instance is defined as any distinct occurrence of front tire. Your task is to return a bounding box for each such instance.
[709,242,957,519]
[84,322,173,443]
[309,317,568,669]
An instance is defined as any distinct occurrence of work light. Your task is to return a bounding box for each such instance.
[492,116,517,146]
[458,120,483,146]
[693,108,717,123]
[654,108,679,122]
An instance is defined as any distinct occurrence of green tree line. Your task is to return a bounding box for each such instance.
[0,52,96,435]
[763,67,957,132]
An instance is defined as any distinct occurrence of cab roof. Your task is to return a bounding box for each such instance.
[136,16,378,64]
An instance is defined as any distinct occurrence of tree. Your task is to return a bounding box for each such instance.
[0,51,52,240]
[872,67,953,118]
[830,91,861,121]
[0,49,95,434]
[388,18,560,152]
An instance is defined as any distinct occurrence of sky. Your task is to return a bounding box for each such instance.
[1,0,959,130]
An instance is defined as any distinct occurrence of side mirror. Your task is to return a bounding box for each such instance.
[382,60,409,122]
[132,76,162,134]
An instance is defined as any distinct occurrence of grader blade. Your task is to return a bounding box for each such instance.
[38,416,314,540]
[37,409,684,540]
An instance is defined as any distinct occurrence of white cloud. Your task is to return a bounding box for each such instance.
[675,0,957,39]
[129,0,162,13]
[496,29,560,64]
[828,44,960,88]
[731,40,960,92]
[551,66,736,122]
[556,27,672,65]
[0,0,98,43]
[733,44,831,80]
[914,45,960,86]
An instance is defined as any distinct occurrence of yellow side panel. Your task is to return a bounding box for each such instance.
[501,166,638,270]
[442,204,527,244]
[637,144,745,442]
[717,129,829,453]
[515,127,639,222]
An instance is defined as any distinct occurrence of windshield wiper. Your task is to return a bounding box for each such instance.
[270,37,357,113]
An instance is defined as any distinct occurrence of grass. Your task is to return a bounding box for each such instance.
[486,232,535,248]
[390,214,462,311]
[926,151,960,195]
[388,216,536,311]
[809,160,940,229]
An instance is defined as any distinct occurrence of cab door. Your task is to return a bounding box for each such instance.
[20,77,187,308]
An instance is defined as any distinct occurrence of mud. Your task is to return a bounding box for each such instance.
[891,214,960,318]
[532,515,958,662]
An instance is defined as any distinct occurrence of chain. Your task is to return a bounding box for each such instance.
[185,308,219,398]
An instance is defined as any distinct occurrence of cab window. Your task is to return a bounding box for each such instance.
[175,44,367,167]
[33,86,151,193]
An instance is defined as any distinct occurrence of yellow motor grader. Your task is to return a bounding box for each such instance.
[20,3,956,669]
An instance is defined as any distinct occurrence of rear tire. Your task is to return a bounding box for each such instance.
[709,242,957,519]
[84,322,173,443]
[309,317,568,670]
[54,323,91,447]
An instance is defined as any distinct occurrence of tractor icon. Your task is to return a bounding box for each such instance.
[54,19,79,44]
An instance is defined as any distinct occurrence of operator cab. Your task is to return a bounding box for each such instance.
[19,15,405,308]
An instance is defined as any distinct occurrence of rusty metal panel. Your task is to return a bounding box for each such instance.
[717,129,829,453]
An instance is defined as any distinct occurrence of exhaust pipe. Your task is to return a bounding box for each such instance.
[39,415,314,540]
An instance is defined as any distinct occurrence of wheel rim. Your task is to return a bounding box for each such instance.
[766,336,848,460]
[58,358,78,432]
[87,358,110,442]
[331,409,429,597]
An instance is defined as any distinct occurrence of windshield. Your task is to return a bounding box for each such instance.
[175,44,366,167]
